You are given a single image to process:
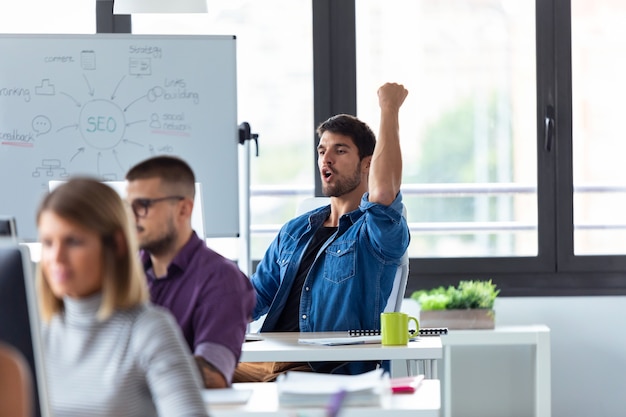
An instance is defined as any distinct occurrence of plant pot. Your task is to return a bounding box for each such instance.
[419,309,495,330]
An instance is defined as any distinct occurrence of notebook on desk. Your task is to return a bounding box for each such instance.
[298,328,447,346]
[298,334,421,346]
[348,328,448,337]
[298,335,385,346]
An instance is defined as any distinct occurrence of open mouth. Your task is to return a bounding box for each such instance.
[322,168,334,181]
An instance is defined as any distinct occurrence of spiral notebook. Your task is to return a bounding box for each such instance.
[298,328,447,346]
[348,328,448,337]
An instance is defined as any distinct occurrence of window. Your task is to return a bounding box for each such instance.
[326,0,626,295]
[131,0,314,261]
[571,0,626,256]
[0,0,95,34]
[356,0,537,259]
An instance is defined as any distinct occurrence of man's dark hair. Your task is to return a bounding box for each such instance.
[316,114,376,160]
[125,155,196,198]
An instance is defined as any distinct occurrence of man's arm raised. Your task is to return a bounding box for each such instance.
[368,82,408,205]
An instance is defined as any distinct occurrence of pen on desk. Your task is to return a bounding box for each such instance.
[326,389,347,417]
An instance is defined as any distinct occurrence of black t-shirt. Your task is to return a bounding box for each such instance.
[273,226,337,332]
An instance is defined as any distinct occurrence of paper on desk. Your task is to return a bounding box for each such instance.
[298,335,382,345]
[201,388,252,405]
[276,368,387,407]
[277,368,385,394]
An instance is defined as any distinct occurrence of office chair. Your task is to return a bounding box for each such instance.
[0,342,32,417]
[0,217,17,240]
[295,197,409,313]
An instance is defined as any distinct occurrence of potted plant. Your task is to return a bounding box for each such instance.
[411,280,500,329]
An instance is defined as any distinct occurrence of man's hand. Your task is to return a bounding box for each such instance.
[194,356,228,388]
[378,82,408,112]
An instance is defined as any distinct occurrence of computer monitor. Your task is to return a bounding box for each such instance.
[0,241,51,417]
[0,216,17,238]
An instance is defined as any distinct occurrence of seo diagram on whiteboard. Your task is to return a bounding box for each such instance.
[0,34,239,240]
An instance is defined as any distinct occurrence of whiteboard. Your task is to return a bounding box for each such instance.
[0,34,239,240]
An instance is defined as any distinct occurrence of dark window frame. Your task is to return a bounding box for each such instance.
[313,0,626,296]
[95,0,130,33]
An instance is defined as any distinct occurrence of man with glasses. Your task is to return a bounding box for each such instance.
[125,155,255,388]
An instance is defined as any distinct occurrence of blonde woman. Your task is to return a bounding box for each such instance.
[36,177,208,417]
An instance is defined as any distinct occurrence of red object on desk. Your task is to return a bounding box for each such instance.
[390,375,424,394]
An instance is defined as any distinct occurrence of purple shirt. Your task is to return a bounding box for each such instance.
[142,232,255,384]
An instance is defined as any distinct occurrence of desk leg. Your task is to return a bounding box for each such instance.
[443,344,452,417]
[535,331,551,417]
[422,360,435,379]
[404,360,437,379]
[406,359,417,377]
[430,359,437,379]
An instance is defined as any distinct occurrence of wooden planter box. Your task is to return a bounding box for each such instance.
[420,309,495,330]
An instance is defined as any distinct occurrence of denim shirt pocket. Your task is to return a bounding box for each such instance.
[323,240,356,283]
[275,251,293,280]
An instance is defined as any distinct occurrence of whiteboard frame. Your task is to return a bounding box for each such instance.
[0,33,239,240]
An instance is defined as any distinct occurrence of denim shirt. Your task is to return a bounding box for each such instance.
[251,192,409,373]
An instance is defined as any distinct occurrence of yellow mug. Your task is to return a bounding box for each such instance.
[380,312,419,346]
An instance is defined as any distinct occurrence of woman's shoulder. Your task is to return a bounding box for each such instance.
[127,303,185,346]
[104,303,178,345]
[129,303,178,329]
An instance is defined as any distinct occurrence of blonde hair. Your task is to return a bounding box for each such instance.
[36,177,148,322]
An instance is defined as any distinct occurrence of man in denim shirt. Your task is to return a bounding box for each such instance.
[235,82,409,381]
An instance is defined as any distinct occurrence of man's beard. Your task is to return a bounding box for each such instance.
[139,219,178,256]
[322,161,362,197]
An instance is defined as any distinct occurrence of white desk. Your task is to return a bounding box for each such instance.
[442,324,551,417]
[241,332,443,378]
[207,380,440,417]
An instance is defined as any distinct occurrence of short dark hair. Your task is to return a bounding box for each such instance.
[316,114,376,160]
[125,155,195,198]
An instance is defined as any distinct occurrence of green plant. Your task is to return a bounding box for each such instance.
[411,280,500,311]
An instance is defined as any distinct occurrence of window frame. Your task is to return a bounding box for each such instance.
[95,0,130,33]
[315,0,626,296]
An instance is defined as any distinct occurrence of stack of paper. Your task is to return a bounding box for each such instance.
[276,368,388,407]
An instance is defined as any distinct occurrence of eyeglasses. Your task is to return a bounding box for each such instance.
[130,196,185,218]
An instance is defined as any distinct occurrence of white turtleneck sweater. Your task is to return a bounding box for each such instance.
[41,294,209,417]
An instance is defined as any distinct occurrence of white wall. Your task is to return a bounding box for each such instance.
[402,296,626,417]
